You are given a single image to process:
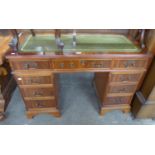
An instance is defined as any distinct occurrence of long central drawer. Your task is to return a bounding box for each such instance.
[52,59,112,69]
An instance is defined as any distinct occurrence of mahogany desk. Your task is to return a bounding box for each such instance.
[6,30,153,118]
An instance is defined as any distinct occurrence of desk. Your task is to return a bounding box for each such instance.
[6,30,153,118]
[0,35,16,119]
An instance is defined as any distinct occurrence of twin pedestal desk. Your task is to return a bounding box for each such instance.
[6,32,153,118]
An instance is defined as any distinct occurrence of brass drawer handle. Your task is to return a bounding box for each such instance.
[118,88,126,92]
[92,63,104,68]
[33,91,43,97]
[36,101,44,108]
[69,63,75,68]
[59,63,64,68]
[27,79,41,84]
[120,76,129,82]
[123,60,136,68]
[80,60,85,65]
[24,62,38,69]
[116,98,122,103]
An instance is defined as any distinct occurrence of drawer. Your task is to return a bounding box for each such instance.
[114,59,146,69]
[53,60,79,69]
[25,99,56,109]
[110,73,141,83]
[108,84,137,93]
[104,96,131,105]
[21,87,54,97]
[80,59,111,69]
[10,60,51,70]
[15,75,53,85]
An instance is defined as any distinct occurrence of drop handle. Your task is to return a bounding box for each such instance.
[33,91,43,97]
[69,63,75,68]
[124,61,136,68]
[118,88,126,92]
[24,62,37,69]
[116,98,122,103]
[27,79,41,84]
[36,101,44,108]
[60,63,64,68]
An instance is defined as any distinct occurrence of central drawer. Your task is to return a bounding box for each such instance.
[25,99,56,109]
[79,59,112,69]
[20,87,54,97]
[110,72,141,83]
[53,60,79,69]
[53,59,112,69]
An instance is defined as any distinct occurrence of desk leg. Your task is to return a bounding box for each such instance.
[26,108,61,119]
[100,105,130,116]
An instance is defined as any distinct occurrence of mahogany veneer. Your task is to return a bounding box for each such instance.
[6,29,153,118]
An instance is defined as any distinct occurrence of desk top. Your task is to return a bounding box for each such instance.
[19,34,141,54]
[0,36,12,65]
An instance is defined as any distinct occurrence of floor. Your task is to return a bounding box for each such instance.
[1,73,155,125]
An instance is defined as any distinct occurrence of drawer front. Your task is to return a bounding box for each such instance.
[79,59,112,69]
[53,59,112,69]
[104,96,131,105]
[110,73,141,83]
[21,87,54,97]
[11,60,50,70]
[53,60,79,69]
[114,59,146,69]
[25,99,56,109]
[108,84,136,93]
[15,76,53,85]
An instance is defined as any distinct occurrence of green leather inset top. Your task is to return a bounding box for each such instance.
[20,34,141,53]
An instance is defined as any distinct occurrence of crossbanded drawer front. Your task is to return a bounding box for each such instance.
[108,84,137,94]
[25,99,56,109]
[53,59,112,69]
[114,59,147,69]
[104,96,131,105]
[21,87,54,97]
[10,60,51,70]
[110,73,141,83]
[79,59,112,69]
[15,75,53,85]
[53,60,79,69]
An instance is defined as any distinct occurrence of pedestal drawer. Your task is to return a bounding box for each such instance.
[21,87,54,97]
[110,73,141,83]
[25,99,56,109]
[15,75,53,85]
[108,84,137,93]
[104,96,132,105]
